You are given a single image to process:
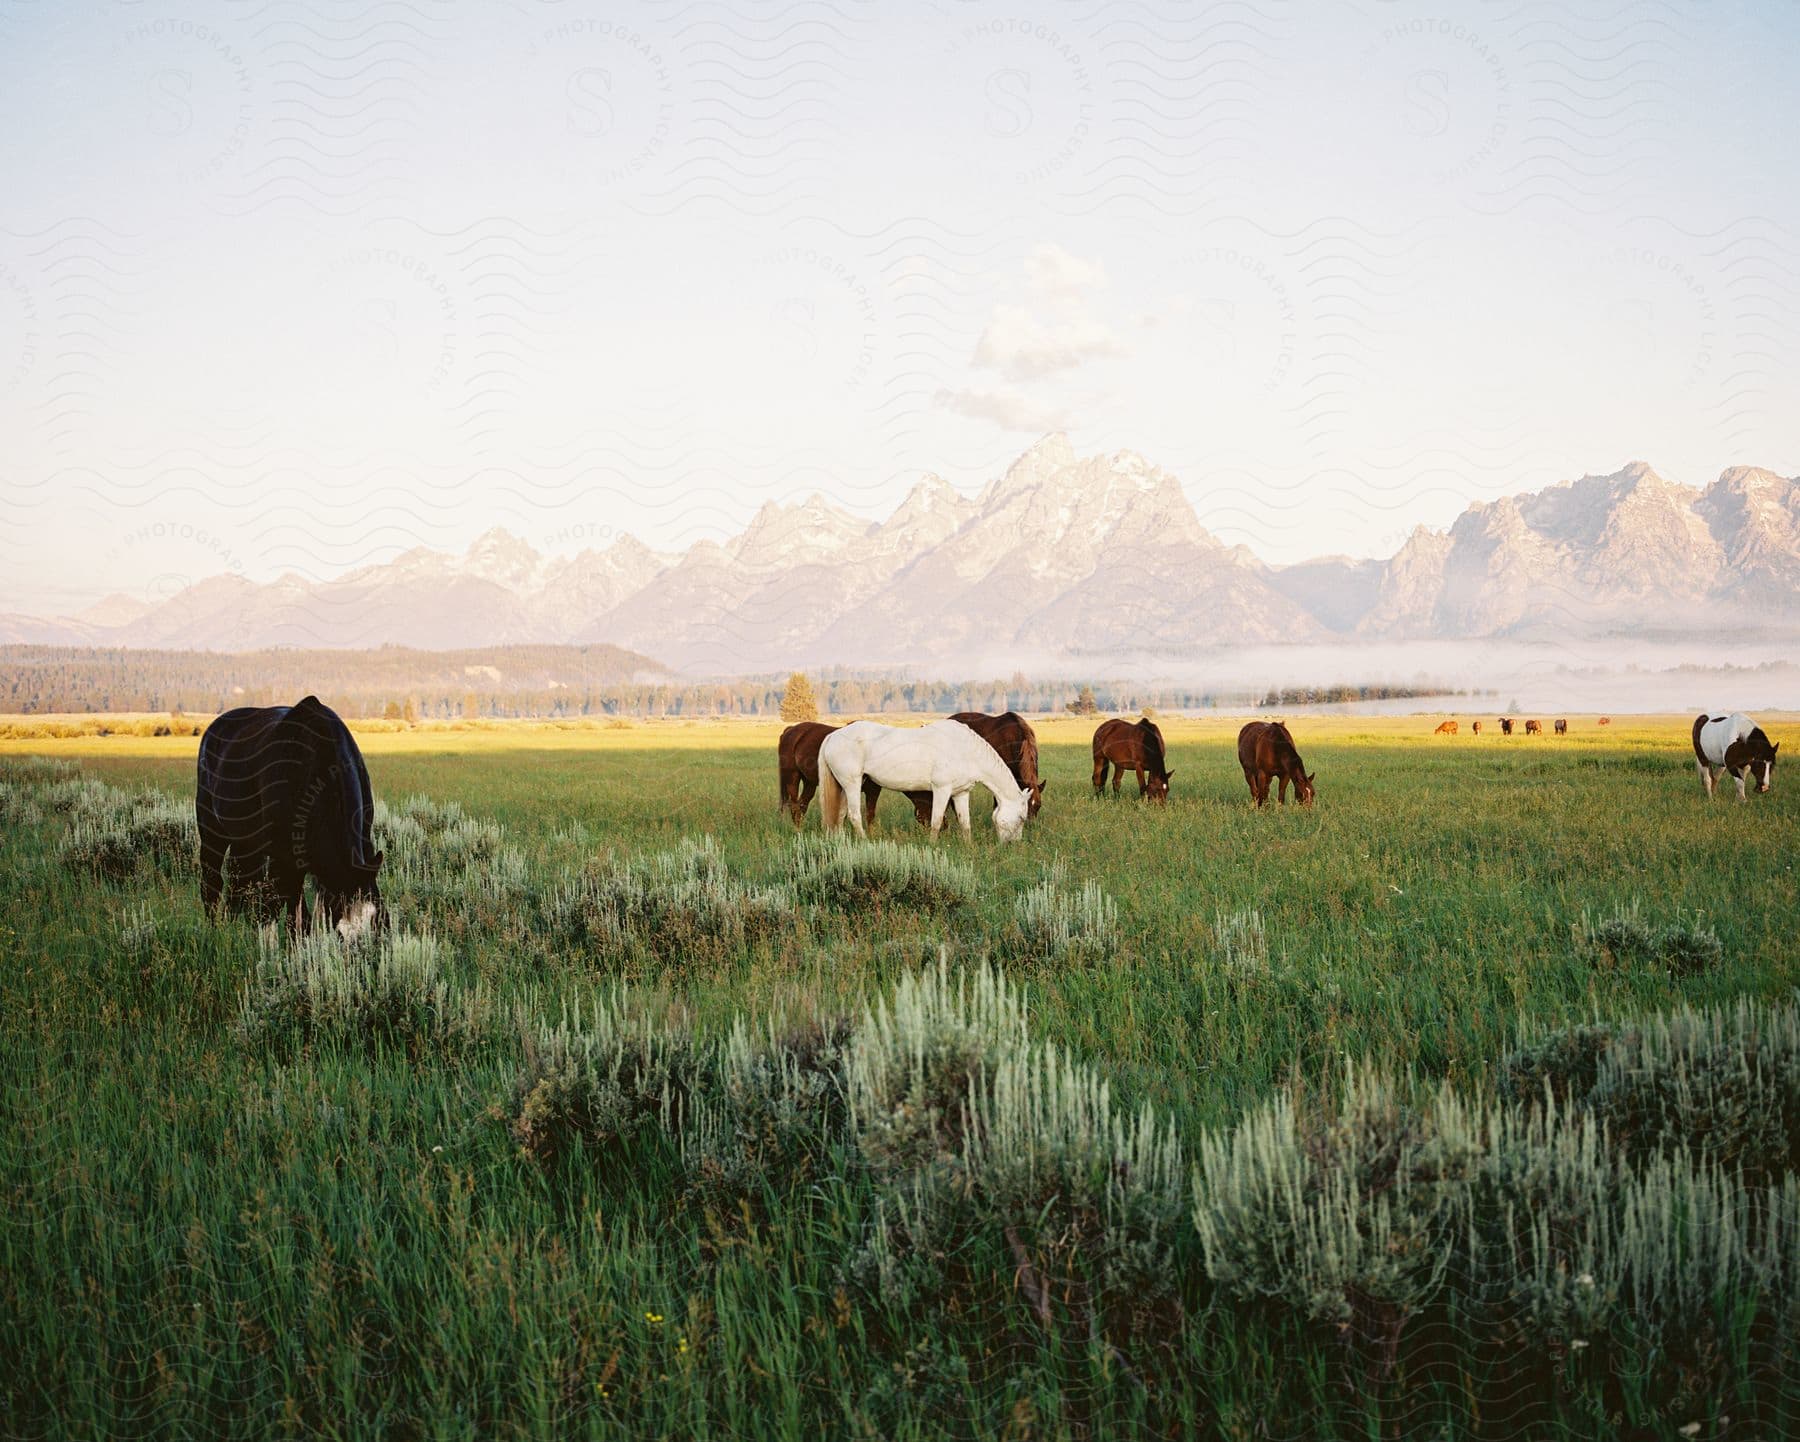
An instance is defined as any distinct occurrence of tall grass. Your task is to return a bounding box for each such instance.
[3,734,1798,1440]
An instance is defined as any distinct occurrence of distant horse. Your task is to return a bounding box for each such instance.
[1692,712,1779,801]
[1524,719,1542,736]
[1598,716,1612,726]
[1434,720,1458,736]
[1499,718,1514,735]
[1472,721,1483,735]
[819,720,1032,841]
[1092,717,1171,801]
[1238,721,1315,807]
[197,695,384,936]
[778,722,880,827]
[1554,718,1568,736]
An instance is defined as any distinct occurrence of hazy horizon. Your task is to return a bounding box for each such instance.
[3,0,1798,617]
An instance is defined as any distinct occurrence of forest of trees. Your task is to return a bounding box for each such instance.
[0,645,1473,720]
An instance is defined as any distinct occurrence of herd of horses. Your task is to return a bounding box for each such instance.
[779,711,1313,837]
[1433,717,1573,737]
[185,697,1779,940]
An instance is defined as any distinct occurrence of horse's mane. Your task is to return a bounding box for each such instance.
[1015,721,1039,784]
[1137,718,1166,773]
[291,700,377,870]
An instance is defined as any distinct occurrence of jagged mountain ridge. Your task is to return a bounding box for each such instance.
[4,440,1796,667]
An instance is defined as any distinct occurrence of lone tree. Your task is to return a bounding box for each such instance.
[1065,685,1099,716]
[780,671,820,722]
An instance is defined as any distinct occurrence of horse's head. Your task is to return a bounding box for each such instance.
[1146,770,1172,803]
[1027,779,1047,817]
[993,785,1032,842]
[324,850,386,940]
[1297,771,1316,806]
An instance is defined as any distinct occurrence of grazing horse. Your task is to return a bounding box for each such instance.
[1524,719,1542,736]
[1238,721,1316,807]
[1472,721,1483,735]
[948,711,1046,816]
[819,720,1032,841]
[1091,717,1172,801]
[1692,712,1779,801]
[1554,718,1568,736]
[196,695,384,936]
[1499,718,1514,735]
[1434,720,1458,735]
[778,722,881,827]
[1598,716,1612,726]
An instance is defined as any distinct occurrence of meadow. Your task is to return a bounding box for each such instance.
[2,713,1797,1439]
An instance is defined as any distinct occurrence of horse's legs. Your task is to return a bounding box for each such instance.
[844,770,869,837]
[1277,774,1289,805]
[928,788,950,839]
[793,776,818,825]
[1092,754,1108,797]
[1132,765,1144,797]
[951,791,972,838]
[199,829,226,912]
[1733,767,1747,803]
[861,778,882,830]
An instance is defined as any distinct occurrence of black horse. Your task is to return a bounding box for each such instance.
[197,695,384,935]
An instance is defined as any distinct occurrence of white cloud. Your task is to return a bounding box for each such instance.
[935,385,1071,433]
[1023,243,1108,298]
[973,305,1126,380]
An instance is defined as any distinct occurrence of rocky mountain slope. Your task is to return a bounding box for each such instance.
[6,441,1796,667]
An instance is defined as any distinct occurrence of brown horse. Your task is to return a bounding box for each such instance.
[1554,718,1567,736]
[1434,720,1458,735]
[1238,721,1315,806]
[1598,716,1611,726]
[1524,719,1542,736]
[1472,721,1483,735]
[778,722,879,827]
[1092,717,1171,801]
[943,712,1045,815]
[1499,717,1514,735]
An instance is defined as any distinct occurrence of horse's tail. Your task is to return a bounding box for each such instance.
[818,753,845,831]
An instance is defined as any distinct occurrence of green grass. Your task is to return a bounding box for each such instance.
[2,718,1797,1439]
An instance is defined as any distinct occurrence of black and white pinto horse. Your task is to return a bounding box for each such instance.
[197,695,385,935]
[1692,711,1779,802]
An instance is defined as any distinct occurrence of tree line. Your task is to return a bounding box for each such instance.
[0,645,1468,720]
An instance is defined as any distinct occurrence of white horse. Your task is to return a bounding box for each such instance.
[1692,711,1779,801]
[818,720,1033,842]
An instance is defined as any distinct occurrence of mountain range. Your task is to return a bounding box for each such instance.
[7,436,1797,672]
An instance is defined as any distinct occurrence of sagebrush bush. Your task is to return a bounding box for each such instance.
[786,833,975,912]
[58,790,196,881]
[508,991,705,1167]
[1193,1070,1477,1329]
[1212,907,1271,980]
[1576,899,1723,975]
[1576,898,1655,965]
[1505,997,1800,1183]
[682,1014,851,1210]
[844,958,1030,1178]
[549,836,793,965]
[1007,862,1118,965]
[239,927,492,1058]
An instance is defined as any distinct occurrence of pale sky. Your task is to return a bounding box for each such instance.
[2,0,1797,614]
